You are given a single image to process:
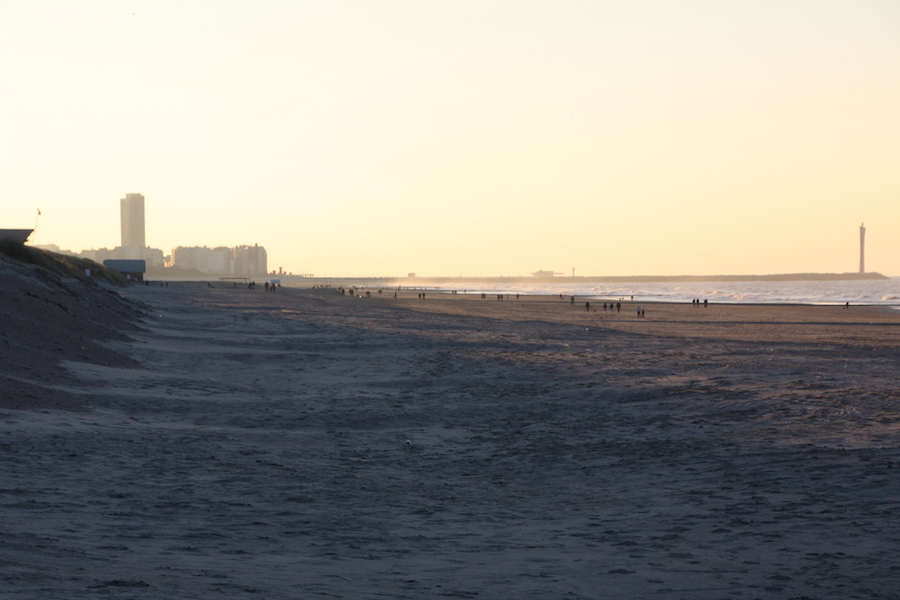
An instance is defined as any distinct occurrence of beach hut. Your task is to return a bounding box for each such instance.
[103,259,146,282]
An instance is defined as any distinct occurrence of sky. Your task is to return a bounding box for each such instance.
[2,1,899,277]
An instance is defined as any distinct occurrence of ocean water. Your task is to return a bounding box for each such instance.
[430,278,900,307]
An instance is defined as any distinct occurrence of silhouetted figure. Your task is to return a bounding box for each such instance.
[586,301,590,312]
[616,302,621,312]
[703,299,708,308]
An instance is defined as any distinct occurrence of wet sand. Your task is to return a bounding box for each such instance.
[2,283,899,599]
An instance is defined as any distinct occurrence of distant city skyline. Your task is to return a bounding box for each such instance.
[4,2,899,276]
[36,193,269,276]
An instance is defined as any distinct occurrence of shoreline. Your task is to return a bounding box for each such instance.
[142,273,900,308]
[343,285,900,308]
[339,283,900,311]
[145,272,893,284]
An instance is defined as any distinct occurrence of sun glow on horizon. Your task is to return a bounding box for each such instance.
[2,1,899,277]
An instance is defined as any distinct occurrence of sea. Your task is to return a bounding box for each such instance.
[413,278,900,307]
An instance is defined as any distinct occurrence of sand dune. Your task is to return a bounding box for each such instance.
[0,254,139,411]
[2,281,899,599]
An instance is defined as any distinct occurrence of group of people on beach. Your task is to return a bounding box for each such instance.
[323,289,706,324]
[202,281,278,291]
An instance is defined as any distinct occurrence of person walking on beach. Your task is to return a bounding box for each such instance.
[616,302,621,313]
[703,299,708,308]
[585,301,590,312]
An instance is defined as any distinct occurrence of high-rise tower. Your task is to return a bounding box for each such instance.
[859,223,866,274]
[120,193,145,248]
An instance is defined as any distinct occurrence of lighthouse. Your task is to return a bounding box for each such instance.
[859,223,866,273]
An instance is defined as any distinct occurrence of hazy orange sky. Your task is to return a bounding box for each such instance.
[3,1,899,276]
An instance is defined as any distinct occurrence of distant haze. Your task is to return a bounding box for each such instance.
[3,1,899,277]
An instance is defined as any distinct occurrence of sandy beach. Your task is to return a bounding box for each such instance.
[2,281,899,599]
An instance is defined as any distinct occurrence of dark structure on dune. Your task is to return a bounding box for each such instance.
[0,229,33,244]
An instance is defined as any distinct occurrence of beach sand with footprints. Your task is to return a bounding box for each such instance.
[2,279,900,599]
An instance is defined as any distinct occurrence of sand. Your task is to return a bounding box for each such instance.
[0,255,139,411]
[2,282,899,599]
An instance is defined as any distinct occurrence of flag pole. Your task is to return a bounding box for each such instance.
[32,209,41,244]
